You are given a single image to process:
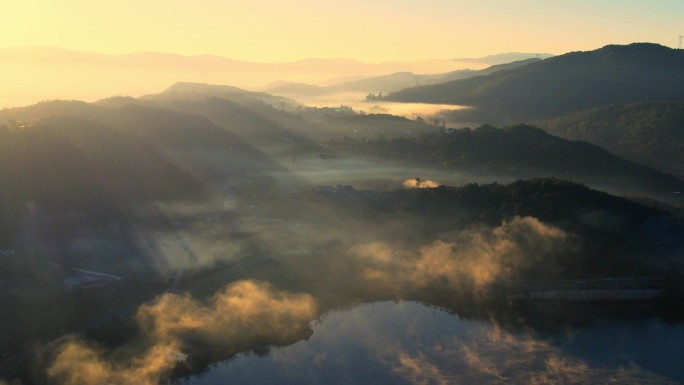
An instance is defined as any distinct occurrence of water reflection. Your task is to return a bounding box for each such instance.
[185,301,684,385]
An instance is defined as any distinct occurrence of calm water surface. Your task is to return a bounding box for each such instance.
[185,301,684,384]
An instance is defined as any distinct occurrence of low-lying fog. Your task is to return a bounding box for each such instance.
[3,67,684,385]
[294,91,472,124]
[275,155,515,190]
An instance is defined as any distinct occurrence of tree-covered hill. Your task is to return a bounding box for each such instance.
[0,99,284,173]
[0,100,299,250]
[0,117,203,247]
[385,43,684,123]
[538,101,684,175]
[341,124,684,202]
[262,58,542,99]
[141,82,299,110]
[291,178,683,278]
[332,58,542,94]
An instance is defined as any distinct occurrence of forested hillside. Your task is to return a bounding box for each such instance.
[385,43,684,123]
[539,101,684,175]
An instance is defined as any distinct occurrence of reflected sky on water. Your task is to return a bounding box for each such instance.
[186,301,684,385]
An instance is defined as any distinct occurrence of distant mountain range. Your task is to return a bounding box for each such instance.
[452,52,553,64]
[264,58,542,98]
[385,43,684,123]
[0,46,548,108]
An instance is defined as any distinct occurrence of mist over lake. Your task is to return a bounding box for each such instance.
[2,3,684,384]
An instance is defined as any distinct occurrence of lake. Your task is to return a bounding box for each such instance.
[185,301,684,384]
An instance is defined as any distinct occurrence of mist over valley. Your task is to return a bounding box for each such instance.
[1,2,684,383]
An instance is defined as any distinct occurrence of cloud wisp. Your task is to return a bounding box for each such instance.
[46,280,317,385]
[353,216,567,292]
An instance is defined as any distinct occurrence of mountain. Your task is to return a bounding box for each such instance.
[538,101,684,175]
[0,115,204,255]
[344,124,684,203]
[0,99,288,181]
[339,59,543,93]
[385,43,684,123]
[0,46,508,108]
[140,82,437,151]
[453,52,553,65]
[136,83,324,155]
[263,58,542,99]
[141,82,300,110]
[0,99,300,249]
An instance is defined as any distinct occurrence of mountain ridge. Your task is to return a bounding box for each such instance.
[385,43,684,123]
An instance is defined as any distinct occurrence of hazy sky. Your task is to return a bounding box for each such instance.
[3,0,683,61]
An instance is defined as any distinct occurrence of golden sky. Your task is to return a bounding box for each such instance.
[3,0,683,62]
[1,0,682,107]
